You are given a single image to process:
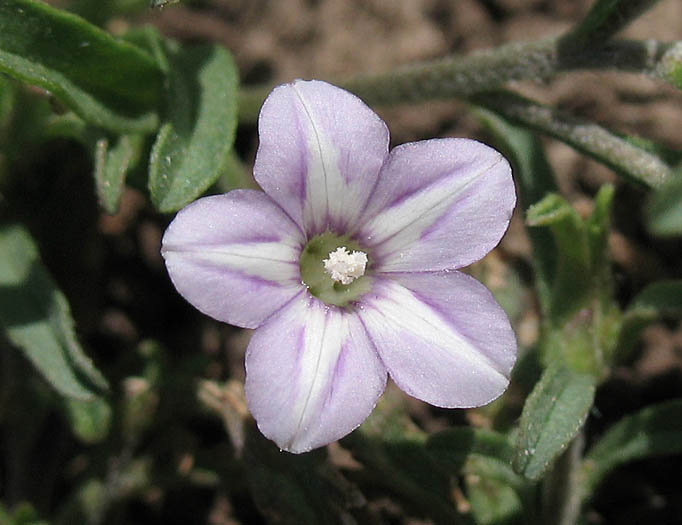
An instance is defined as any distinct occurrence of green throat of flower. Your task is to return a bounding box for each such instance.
[299,232,371,307]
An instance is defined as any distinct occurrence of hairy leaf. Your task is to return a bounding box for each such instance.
[475,107,558,313]
[64,397,112,444]
[243,424,365,525]
[473,91,674,189]
[514,364,596,480]
[0,0,163,132]
[149,42,238,212]
[0,224,108,399]
[646,177,682,236]
[527,194,591,323]
[583,399,682,496]
[94,134,144,213]
[561,0,661,51]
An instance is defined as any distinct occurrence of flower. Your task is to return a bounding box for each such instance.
[161,80,517,453]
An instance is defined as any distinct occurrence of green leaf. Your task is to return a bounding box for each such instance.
[341,391,465,524]
[150,0,181,7]
[0,224,108,399]
[149,42,239,212]
[68,0,149,27]
[473,90,674,189]
[629,280,682,317]
[0,0,163,133]
[8,502,48,525]
[44,112,89,143]
[561,0,661,51]
[646,176,682,236]
[658,42,682,90]
[527,194,591,323]
[475,107,558,313]
[585,184,615,280]
[466,461,524,525]
[513,364,596,480]
[617,280,682,360]
[0,76,15,127]
[243,424,365,525]
[94,134,144,213]
[64,397,112,444]
[427,427,514,470]
[122,26,169,74]
[428,428,535,524]
[582,399,682,497]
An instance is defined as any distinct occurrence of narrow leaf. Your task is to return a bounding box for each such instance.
[0,224,108,399]
[0,0,163,132]
[513,364,596,480]
[150,0,181,7]
[629,279,682,317]
[94,134,143,214]
[472,90,675,189]
[429,428,535,524]
[646,176,682,236]
[0,76,14,127]
[122,26,169,74]
[466,463,524,525]
[561,0,661,51]
[617,279,682,361]
[475,107,558,313]
[64,397,112,444]
[658,42,682,90]
[427,427,514,469]
[149,42,238,212]
[583,399,682,496]
[527,194,591,323]
[243,424,365,525]
[585,184,615,277]
[342,391,465,524]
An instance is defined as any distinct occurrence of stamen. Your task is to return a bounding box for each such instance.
[323,247,368,285]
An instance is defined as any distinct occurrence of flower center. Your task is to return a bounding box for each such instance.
[323,247,367,285]
[299,233,371,307]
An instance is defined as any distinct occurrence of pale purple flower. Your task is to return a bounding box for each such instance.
[161,80,517,453]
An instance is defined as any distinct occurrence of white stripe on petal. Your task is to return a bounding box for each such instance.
[161,190,304,328]
[166,242,300,282]
[357,139,515,272]
[358,275,515,408]
[255,80,389,235]
[245,296,387,453]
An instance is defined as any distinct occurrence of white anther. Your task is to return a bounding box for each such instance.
[323,247,368,285]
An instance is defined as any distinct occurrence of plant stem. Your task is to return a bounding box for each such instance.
[542,428,585,525]
[238,38,675,124]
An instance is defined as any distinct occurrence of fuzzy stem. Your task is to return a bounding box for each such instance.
[238,38,674,124]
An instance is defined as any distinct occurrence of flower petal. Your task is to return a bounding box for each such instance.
[162,190,304,329]
[245,295,387,453]
[254,79,389,235]
[357,139,515,272]
[358,272,516,408]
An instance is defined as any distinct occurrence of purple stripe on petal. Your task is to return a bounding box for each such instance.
[161,190,305,329]
[245,298,387,453]
[255,80,389,235]
[358,139,515,273]
[417,182,479,241]
[358,274,516,408]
